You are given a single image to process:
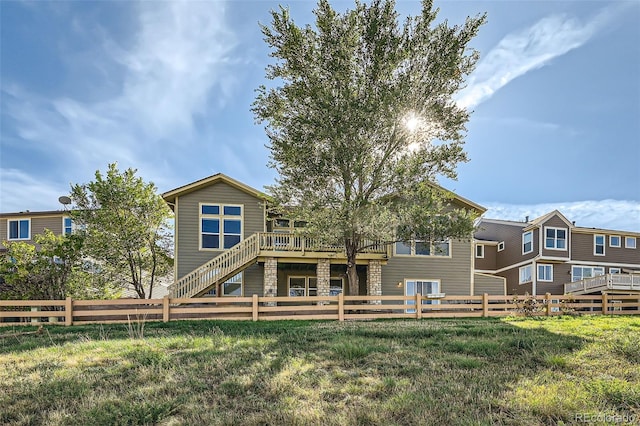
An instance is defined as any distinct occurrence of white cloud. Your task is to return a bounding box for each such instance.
[482,200,640,233]
[1,0,239,202]
[0,169,69,213]
[457,8,616,109]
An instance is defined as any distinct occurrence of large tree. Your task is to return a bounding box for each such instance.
[253,0,486,295]
[70,163,173,299]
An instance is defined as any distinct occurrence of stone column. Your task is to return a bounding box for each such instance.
[263,257,278,307]
[367,260,382,305]
[316,259,330,305]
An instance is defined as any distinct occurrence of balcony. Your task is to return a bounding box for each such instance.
[564,274,640,295]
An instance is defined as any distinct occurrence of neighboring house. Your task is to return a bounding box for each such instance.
[474,210,640,295]
[161,173,506,305]
[0,210,74,252]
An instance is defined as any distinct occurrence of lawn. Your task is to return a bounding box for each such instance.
[1,316,639,425]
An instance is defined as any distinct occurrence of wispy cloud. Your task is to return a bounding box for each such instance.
[483,200,640,233]
[1,1,239,212]
[457,7,617,109]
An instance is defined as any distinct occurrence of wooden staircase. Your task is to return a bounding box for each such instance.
[169,233,260,299]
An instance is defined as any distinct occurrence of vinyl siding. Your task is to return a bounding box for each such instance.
[473,273,505,296]
[176,181,265,279]
[535,263,570,295]
[475,244,497,271]
[1,214,65,243]
[571,232,640,264]
[381,239,473,296]
[476,221,538,269]
[500,267,532,295]
[540,215,571,258]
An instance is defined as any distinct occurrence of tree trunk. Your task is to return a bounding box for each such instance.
[345,239,359,296]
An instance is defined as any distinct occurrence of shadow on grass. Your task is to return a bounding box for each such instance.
[1,317,638,425]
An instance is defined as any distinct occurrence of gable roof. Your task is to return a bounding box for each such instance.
[524,209,573,231]
[162,173,267,205]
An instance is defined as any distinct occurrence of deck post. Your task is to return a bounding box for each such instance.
[252,294,259,321]
[545,293,552,316]
[65,297,73,326]
[338,292,344,322]
[602,293,608,315]
[162,296,170,322]
[416,293,422,320]
[482,293,489,317]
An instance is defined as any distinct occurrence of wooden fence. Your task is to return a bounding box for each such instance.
[1,293,639,326]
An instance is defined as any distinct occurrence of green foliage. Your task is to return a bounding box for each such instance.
[70,163,173,299]
[0,230,119,300]
[253,0,485,294]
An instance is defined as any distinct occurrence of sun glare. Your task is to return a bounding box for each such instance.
[404,113,421,132]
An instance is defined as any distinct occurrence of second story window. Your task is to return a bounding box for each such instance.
[594,235,605,256]
[475,244,484,258]
[609,235,621,248]
[8,219,30,241]
[522,231,533,254]
[625,237,637,249]
[544,227,567,250]
[200,204,242,250]
[497,241,505,251]
[395,240,450,257]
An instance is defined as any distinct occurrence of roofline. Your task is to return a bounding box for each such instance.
[477,218,528,227]
[428,182,485,213]
[0,210,68,218]
[162,173,267,204]
[572,227,640,237]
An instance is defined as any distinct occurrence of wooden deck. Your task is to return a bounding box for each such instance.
[564,274,640,295]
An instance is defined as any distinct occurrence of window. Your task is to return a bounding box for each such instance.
[8,219,30,240]
[594,235,605,256]
[537,264,553,282]
[207,272,243,296]
[545,227,567,250]
[200,204,242,250]
[609,267,621,274]
[475,244,484,258]
[498,241,505,252]
[394,240,450,257]
[625,237,637,249]
[288,276,343,297]
[522,231,533,254]
[329,278,344,296]
[571,266,605,282]
[609,235,621,248]
[405,279,440,313]
[519,265,532,284]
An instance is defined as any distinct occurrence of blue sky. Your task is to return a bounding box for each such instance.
[1,0,639,232]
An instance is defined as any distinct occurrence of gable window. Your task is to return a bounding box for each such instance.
[519,265,532,284]
[522,231,533,254]
[394,240,450,257]
[200,204,242,250]
[594,235,605,256]
[625,237,637,249]
[571,266,605,282]
[405,279,440,313]
[609,235,621,248]
[545,227,567,250]
[8,219,30,240]
[609,267,621,274]
[537,264,553,282]
[498,241,505,252]
[475,244,484,258]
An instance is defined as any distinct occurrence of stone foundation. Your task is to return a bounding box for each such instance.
[316,259,330,305]
[367,260,382,304]
[263,257,278,306]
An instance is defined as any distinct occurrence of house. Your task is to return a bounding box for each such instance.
[0,210,74,252]
[474,210,640,296]
[161,173,506,303]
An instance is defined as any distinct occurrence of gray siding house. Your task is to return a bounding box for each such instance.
[475,210,640,295]
[162,174,505,303]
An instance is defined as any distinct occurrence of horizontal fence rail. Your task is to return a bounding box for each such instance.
[1,293,639,326]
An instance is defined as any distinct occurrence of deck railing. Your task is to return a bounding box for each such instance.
[2,293,638,326]
[564,274,640,294]
[258,232,387,254]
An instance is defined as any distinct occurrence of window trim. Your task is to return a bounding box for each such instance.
[519,265,532,284]
[625,236,636,249]
[497,241,505,252]
[522,231,533,255]
[394,239,451,258]
[199,203,244,251]
[537,264,553,282]
[475,244,484,258]
[609,267,621,274]
[7,218,31,241]
[544,226,567,251]
[609,235,621,248]
[571,265,606,282]
[287,275,343,297]
[404,279,441,313]
[594,234,605,256]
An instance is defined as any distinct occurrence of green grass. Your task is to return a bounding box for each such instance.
[1,316,638,425]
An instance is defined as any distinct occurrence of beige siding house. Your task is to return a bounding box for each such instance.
[0,211,71,251]
[475,210,640,295]
[162,173,505,304]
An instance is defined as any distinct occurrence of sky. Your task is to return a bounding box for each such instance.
[1,0,639,232]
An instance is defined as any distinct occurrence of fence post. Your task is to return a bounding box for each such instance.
[162,296,170,322]
[545,293,552,316]
[602,293,608,315]
[252,294,259,321]
[482,293,489,317]
[416,293,422,320]
[338,292,344,322]
[65,297,73,326]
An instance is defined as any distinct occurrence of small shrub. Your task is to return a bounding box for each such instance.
[512,293,545,316]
